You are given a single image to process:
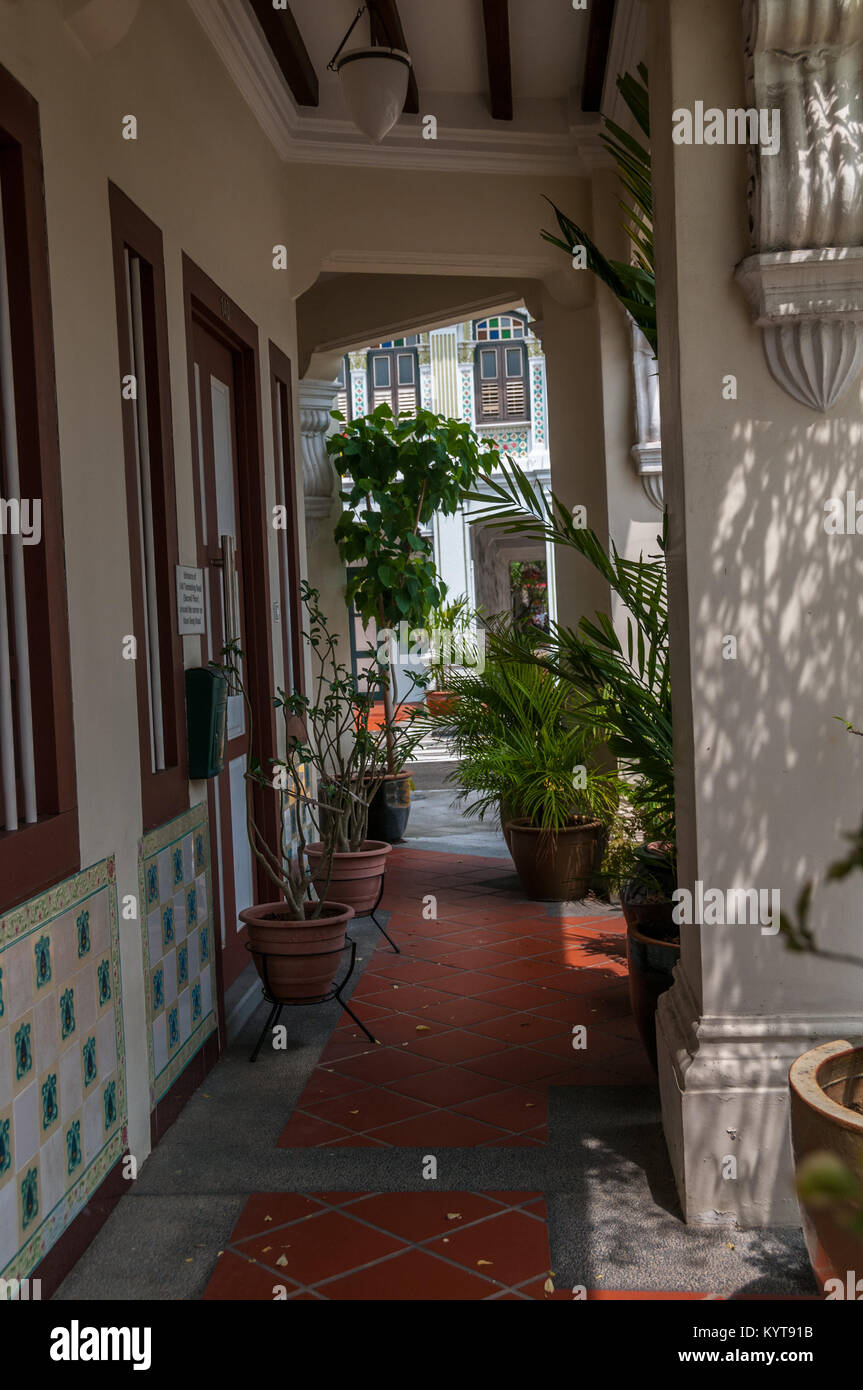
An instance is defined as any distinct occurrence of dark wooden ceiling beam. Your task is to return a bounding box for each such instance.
[247,0,319,107]
[581,0,617,112]
[481,0,513,121]
[370,0,419,114]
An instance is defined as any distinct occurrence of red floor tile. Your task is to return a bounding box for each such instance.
[453,1087,546,1133]
[320,1247,501,1300]
[368,1110,508,1146]
[384,1065,510,1106]
[425,1208,551,1287]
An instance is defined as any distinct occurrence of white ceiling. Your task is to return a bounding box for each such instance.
[290,0,589,120]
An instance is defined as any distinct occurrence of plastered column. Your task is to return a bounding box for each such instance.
[650,0,863,1227]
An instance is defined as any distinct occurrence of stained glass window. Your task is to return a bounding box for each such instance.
[474,314,529,342]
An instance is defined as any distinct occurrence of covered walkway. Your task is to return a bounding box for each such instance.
[55,845,813,1302]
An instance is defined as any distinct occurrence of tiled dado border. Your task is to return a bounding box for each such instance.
[0,858,126,1281]
[138,802,217,1108]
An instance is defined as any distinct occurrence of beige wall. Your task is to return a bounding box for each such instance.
[0,0,303,1169]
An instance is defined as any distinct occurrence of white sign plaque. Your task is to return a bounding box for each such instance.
[176,566,206,635]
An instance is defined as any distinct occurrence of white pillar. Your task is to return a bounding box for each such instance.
[651,0,863,1227]
[298,378,340,545]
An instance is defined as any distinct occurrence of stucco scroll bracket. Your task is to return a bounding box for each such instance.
[736,248,863,411]
[738,0,863,411]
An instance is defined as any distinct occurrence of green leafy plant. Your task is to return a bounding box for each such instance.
[542,65,655,353]
[218,583,421,917]
[426,593,479,692]
[328,404,497,772]
[468,455,675,869]
[420,636,619,835]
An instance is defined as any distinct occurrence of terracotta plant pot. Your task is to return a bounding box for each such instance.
[624,913,680,1072]
[505,818,602,901]
[789,1040,863,1294]
[239,900,354,1000]
[366,772,412,843]
[425,690,459,716]
[305,839,392,916]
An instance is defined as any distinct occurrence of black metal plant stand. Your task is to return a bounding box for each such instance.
[367,874,400,953]
[246,936,377,1063]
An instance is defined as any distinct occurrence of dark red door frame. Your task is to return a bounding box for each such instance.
[268,341,304,698]
[182,256,279,924]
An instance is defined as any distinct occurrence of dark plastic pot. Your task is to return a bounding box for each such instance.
[622,896,679,1071]
[239,900,354,1000]
[505,818,602,901]
[366,773,412,843]
[305,839,391,916]
[789,1040,863,1293]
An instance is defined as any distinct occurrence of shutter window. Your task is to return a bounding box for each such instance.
[474,343,530,424]
[367,347,419,415]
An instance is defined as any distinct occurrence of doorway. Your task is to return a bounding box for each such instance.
[183,258,278,1015]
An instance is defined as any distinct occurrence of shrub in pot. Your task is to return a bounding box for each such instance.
[218,626,352,1003]
[329,404,497,838]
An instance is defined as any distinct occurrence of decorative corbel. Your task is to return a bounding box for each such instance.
[298,378,341,543]
[736,0,863,411]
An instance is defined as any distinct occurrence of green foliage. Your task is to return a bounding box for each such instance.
[541,65,656,354]
[218,582,422,915]
[328,404,498,633]
[419,636,619,834]
[468,454,675,859]
[796,1150,863,1237]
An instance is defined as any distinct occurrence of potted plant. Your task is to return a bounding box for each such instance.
[217,629,353,1003]
[328,404,496,840]
[292,583,420,914]
[423,644,618,898]
[781,774,863,1293]
[469,455,677,1063]
[424,594,476,716]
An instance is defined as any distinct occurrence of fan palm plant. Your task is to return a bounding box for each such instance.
[542,65,655,354]
[467,456,675,865]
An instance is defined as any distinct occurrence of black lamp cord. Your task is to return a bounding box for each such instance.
[327,2,398,72]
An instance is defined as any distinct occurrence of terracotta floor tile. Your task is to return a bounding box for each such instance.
[228,1192,327,1241]
[234,1209,405,1285]
[319,1246,502,1300]
[330,1047,442,1085]
[204,1250,299,1300]
[426,1209,551,1286]
[281,1069,371,1108]
[405,1029,507,1063]
[480,958,562,983]
[479,982,564,1010]
[370,959,460,984]
[358,1012,451,1046]
[463,1047,561,1085]
[369,1109,508,1147]
[383,1065,510,1106]
[453,1087,546,1133]
[438,946,518,970]
[427,970,516,998]
[419,995,510,1027]
[358,983,458,1012]
[305,1089,433,1133]
[320,1132,388,1147]
[348,1191,505,1243]
[470,1013,568,1046]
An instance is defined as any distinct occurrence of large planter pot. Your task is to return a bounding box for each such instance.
[624,912,680,1072]
[239,900,354,1000]
[425,690,459,716]
[505,818,602,901]
[366,772,412,843]
[305,839,392,916]
[789,1040,863,1294]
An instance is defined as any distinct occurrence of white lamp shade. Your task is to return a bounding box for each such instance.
[336,47,411,144]
[61,0,140,54]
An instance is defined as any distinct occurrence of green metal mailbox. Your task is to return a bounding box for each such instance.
[185,666,228,780]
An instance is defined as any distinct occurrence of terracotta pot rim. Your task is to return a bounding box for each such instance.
[626,917,681,952]
[364,771,412,784]
[505,818,602,836]
[239,900,355,927]
[789,1039,863,1134]
[305,840,392,862]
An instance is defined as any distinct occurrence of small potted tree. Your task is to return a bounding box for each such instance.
[296,584,422,913]
[328,404,496,840]
[425,594,477,716]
